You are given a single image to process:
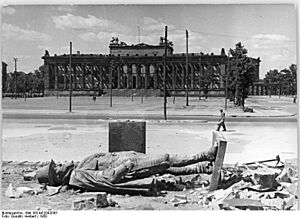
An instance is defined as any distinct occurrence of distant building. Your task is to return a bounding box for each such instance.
[109,37,173,56]
[42,37,261,96]
[2,62,7,93]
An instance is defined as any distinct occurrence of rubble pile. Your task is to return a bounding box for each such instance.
[3,158,298,210]
[195,159,298,210]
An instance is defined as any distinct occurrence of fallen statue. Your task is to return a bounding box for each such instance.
[36,147,218,196]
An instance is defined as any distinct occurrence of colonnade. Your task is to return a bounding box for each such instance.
[43,58,226,95]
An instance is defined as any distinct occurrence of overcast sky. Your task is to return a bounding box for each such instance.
[1,4,297,78]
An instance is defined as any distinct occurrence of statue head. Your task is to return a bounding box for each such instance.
[36,159,75,186]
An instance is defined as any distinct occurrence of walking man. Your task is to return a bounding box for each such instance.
[217,109,226,131]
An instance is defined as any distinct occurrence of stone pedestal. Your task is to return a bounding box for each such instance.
[109,120,146,153]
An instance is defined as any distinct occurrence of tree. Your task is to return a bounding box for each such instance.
[264,69,280,96]
[200,65,219,99]
[263,64,297,96]
[227,42,257,107]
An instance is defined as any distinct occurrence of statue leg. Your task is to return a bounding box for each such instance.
[168,147,217,167]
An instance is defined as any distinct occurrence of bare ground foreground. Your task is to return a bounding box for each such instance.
[1,96,298,210]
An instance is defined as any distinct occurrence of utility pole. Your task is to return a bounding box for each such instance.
[138,26,140,44]
[69,42,72,113]
[225,51,229,110]
[163,26,168,120]
[24,77,26,101]
[173,65,176,104]
[140,66,143,104]
[199,58,202,100]
[185,29,189,107]
[13,57,18,99]
[145,67,148,100]
[131,70,134,102]
[110,64,113,107]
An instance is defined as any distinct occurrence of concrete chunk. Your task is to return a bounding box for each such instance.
[72,197,97,210]
[74,192,109,210]
[253,169,277,188]
[261,197,285,210]
[23,172,37,181]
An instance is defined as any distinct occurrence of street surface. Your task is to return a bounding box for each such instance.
[1,95,298,165]
[1,118,297,164]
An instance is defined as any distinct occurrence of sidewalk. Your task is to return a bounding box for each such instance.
[1,95,298,119]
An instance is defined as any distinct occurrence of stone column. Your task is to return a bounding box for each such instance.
[190,64,194,89]
[99,66,103,90]
[136,64,141,89]
[43,63,50,96]
[220,64,225,89]
[64,65,67,90]
[172,64,176,91]
[209,64,213,89]
[117,65,121,89]
[82,64,86,90]
[91,66,95,90]
[73,65,77,90]
[54,64,58,90]
[127,64,132,89]
[180,64,185,89]
[154,64,158,90]
[145,64,150,89]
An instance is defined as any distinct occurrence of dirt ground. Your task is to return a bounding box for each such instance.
[1,161,215,210]
[1,120,297,210]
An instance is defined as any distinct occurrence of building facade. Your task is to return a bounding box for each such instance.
[2,62,8,94]
[41,39,261,97]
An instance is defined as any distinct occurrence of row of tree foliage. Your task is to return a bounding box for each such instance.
[3,66,44,97]
[226,42,297,108]
[227,42,258,107]
[263,64,297,97]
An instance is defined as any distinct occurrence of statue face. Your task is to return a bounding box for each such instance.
[54,161,75,184]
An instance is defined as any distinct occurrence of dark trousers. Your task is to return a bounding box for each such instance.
[217,121,226,131]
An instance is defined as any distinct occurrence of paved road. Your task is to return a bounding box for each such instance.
[2,118,297,164]
[2,112,297,122]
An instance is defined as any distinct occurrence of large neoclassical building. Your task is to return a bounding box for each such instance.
[41,38,261,97]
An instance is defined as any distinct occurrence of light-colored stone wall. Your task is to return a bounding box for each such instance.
[110,47,172,56]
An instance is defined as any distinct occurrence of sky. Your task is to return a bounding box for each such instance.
[1,4,297,79]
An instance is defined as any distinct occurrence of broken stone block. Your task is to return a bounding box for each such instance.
[46,186,61,196]
[23,172,36,181]
[276,167,297,183]
[72,197,98,210]
[171,194,188,206]
[221,198,266,210]
[274,191,290,199]
[253,169,277,189]
[16,187,35,195]
[285,182,298,196]
[285,158,297,170]
[79,192,109,208]
[5,184,23,198]
[236,189,251,199]
[249,192,264,201]
[261,197,285,210]
[136,204,155,210]
[284,196,296,210]
[73,193,110,210]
